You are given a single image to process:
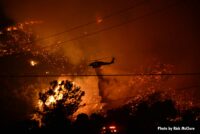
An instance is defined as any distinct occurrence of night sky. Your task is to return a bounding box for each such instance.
[0,0,200,127]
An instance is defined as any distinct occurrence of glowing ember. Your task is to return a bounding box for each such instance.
[0,20,45,57]
[5,20,43,32]
[96,17,103,24]
[30,60,38,66]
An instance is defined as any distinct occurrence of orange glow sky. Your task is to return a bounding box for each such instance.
[0,0,200,127]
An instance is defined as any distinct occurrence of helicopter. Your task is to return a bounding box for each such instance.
[89,57,115,68]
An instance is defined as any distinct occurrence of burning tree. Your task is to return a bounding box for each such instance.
[32,80,85,127]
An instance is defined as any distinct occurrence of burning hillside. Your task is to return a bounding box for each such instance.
[0,21,89,126]
[0,20,43,56]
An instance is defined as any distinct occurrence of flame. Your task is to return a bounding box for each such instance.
[30,60,38,66]
[0,19,45,57]
[5,20,43,32]
[32,80,85,127]
[38,100,43,107]
[45,95,56,106]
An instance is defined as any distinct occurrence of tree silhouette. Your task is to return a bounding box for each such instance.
[33,80,85,128]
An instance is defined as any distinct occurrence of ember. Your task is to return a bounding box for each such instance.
[30,60,38,66]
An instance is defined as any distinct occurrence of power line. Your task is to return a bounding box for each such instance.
[33,0,148,42]
[41,0,184,49]
[1,72,200,77]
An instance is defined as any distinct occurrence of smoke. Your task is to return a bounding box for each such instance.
[0,0,200,126]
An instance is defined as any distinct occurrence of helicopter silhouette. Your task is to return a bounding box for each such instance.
[89,57,115,68]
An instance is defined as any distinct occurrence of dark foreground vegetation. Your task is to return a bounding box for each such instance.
[3,93,200,134]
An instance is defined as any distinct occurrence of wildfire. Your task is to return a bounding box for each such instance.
[45,95,56,106]
[37,80,65,109]
[32,80,85,127]
[5,20,43,32]
[0,19,44,57]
